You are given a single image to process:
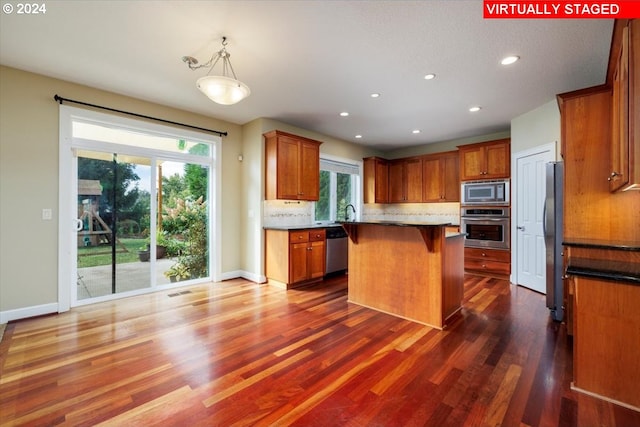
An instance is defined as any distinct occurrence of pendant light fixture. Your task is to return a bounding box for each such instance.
[182,37,250,105]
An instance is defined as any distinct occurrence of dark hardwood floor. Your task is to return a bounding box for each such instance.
[1,274,638,426]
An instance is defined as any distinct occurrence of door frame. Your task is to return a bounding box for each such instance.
[58,105,222,312]
[511,141,557,285]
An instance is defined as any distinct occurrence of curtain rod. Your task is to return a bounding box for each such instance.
[54,94,228,137]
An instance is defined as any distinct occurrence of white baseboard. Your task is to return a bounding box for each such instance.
[0,303,59,324]
[219,270,267,284]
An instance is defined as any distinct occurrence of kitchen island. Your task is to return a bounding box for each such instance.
[340,221,464,329]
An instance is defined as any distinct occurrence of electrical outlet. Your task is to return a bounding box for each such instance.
[42,208,52,220]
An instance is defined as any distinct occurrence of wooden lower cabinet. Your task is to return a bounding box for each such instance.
[464,247,510,277]
[572,276,640,410]
[266,229,326,288]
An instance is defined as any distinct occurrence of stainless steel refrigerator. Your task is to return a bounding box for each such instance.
[544,161,564,322]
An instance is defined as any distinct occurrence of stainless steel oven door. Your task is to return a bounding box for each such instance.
[460,216,510,249]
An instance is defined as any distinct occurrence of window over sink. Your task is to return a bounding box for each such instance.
[314,156,361,222]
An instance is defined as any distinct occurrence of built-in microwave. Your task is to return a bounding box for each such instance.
[461,180,510,206]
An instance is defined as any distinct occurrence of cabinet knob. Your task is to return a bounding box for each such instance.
[607,171,621,181]
[481,253,486,257]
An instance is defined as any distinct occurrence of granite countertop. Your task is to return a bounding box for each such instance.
[265,220,455,231]
[563,238,640,251]
[445,231,466,238]
[336,220,452,227]
[566,258,640,285]
[263,223,343,231]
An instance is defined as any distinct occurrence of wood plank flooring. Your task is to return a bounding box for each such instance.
[1,275,639,426]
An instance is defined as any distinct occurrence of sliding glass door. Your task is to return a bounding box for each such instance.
[59,105,220,308]
[76,151,152,299]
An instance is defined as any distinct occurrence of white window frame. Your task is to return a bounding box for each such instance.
[58,105,222,311]
[314,154,362,223]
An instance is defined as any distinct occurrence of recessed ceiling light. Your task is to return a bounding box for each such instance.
[501,55,520,65]
[412,129,421,134]
[355,135,362,139]
[340,112,349,117]
[424,73,436,80]
[370,93,380,98]
[469,106,482,112]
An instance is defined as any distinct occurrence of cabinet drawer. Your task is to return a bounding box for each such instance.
[464,258,511,275]
[309,229,326,242]
[290,231,309,243]
[465,247,510,263]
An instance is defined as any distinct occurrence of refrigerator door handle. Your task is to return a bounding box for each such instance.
[542,201,547,236]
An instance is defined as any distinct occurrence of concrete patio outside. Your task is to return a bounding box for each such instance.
[77,257,181,299]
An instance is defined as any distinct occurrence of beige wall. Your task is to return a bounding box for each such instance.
[511,99,561,158]
[0,66,243,317]
[385,130,511,159]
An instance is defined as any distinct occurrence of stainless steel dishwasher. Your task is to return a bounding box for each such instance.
[325,226,348,275]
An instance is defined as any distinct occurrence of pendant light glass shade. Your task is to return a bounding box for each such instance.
[196,75,250,105]
[183,37,250,106]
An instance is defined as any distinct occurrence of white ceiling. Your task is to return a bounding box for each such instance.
[0,1,614,150]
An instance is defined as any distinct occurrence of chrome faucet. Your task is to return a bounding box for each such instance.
[345,204,356,222]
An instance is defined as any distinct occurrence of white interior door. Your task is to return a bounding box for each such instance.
[514,143,555,293]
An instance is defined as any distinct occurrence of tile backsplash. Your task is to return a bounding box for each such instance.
[263,200,460,227]
[263,200,314,227]
[362,203,460,225]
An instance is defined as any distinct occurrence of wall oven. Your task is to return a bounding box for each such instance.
[461,180,509,205]
[460,207,510,249]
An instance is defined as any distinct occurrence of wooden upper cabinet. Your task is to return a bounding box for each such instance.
[388,160,404,203]
[389,158,423,203]
[363,157,389,203]
[422,156,441,202]
[558,87,613,240]
[423,151,460,202]
[610,19,639,191]
[264,130,322,201]
[405,158,424,202]
[459,139,510,181]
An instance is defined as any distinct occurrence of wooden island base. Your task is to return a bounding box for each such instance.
[343,222,464,329]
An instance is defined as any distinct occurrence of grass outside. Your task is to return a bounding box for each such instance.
[78,238,146,268]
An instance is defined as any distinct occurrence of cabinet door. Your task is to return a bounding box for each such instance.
[610,24,630,192]
[485,142,510,179]
[265,130,322,201]
[277,135,301,200]
[290,241,309,283]
[422,156,442,202]
[460,146,484,180]
[388,161,406,202]
[405,158,423,202]
[299,141,320,200]
[374,160,389,203]
[308,240,325,279]
[363,157,389,204]
[442,152,460,201]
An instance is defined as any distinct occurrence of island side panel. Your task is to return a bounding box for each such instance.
[265,229,289,285]
[347,224,444,328]
[442,234,465,322]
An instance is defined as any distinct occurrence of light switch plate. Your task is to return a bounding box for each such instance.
[42,208,52,220]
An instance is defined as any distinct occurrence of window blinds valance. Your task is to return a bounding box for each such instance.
[319,158,360,175]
